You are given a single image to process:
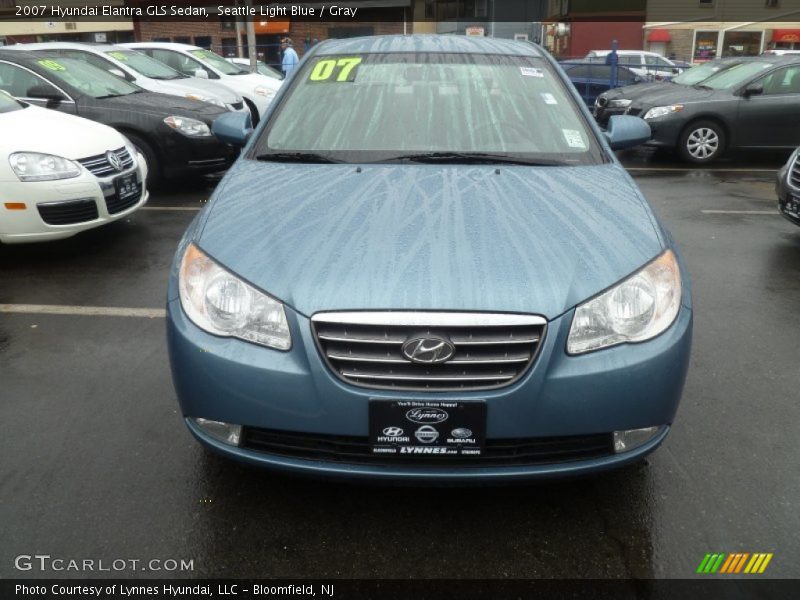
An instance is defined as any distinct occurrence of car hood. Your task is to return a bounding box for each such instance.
[180,77,241,103]
[602,81,672,101]
[86,91,228,121]
[223,71,282,92]
[0,104,124,158]
[198,161,664,319]
[632,85,720,108]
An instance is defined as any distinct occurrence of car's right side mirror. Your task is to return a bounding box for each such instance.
[194,68,210,79]
[26,85,67,103]
[212,111,253,147]
[604,115,652,150]
[743,83,764,97]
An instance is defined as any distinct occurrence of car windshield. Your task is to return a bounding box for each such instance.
[0,89,25,113]
[700,61,773,89]
[258,52,604,165]
[673,61,732,85]
[34,57,140,98]
[104,49,184,80]
[258,63,282,79]
[190,49,247,75]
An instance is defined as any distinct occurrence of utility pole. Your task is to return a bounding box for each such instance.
[234,0,244,58]
[244,0,257,73]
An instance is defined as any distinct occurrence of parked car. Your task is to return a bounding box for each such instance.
[10,42,248,114]
[227,57,283,81]
[594,58,752,126]
[626,55,800,163]
[776,147,800,227]
[586,50,683,81]
[762,49,800,56]
[0,50,236,183]
[167,35,692,482]
[560,61,642,106]
[0,89,148,243]
[122,42,281,122]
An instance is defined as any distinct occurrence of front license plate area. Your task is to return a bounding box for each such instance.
[115,173,138,200]
[370,400,486,457]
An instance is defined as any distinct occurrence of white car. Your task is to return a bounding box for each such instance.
[0,91,148,244]
[10,42,248,114]
[227,57,283,81]
[122,42,281,122]
[585,50,683,81]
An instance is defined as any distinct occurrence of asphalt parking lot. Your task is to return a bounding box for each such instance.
[1,150,799,580]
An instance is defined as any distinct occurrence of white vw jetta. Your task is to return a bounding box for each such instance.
[0,90,148,244]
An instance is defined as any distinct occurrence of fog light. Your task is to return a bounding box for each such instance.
[613,426,661,453]
[193,418,242,446]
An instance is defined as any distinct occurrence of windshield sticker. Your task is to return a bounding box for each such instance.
[563,129,586,149]
[108,51,128,61]
[540,92,558,105]
[520,67,544,78]
[37,59,66,71]
[308,57,363,83]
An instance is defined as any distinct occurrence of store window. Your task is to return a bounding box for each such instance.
[693,31,719,61]
[721,31,763,57]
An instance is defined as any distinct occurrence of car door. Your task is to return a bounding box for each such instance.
[736,65,800,148]
[0,60,77,114]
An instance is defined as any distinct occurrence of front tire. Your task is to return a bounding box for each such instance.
[125,132,160,188]
[678,120,725,164]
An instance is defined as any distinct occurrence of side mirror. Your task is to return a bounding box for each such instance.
[604,114,651,150]
[194,68,209,79]
[672,68,680,74]
[212,111,253,147]
[26,85,67,102]
[109,68,128,79]
[743,83,763,97]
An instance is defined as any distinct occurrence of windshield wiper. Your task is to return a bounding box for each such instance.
[255,152,342,164]
[382,152,570,166]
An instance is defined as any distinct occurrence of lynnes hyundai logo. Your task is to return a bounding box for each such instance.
[106,150,123,172]
[401,336,455,364]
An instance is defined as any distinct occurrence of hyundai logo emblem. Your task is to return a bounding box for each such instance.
[106,150,123,172]
[401,336,455,364]
[382,427,404,437]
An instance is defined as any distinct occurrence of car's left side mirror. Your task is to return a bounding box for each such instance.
[672,68,680,74]
[26,85,67,103]
[212,111,253,147]
[604,115,651,150]
[743,83,763,97]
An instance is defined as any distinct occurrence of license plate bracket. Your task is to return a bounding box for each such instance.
[115,173,138,201]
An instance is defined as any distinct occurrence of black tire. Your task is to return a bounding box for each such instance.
[243,98,260,126]
[678,120,726,164]
[124,132,160,187]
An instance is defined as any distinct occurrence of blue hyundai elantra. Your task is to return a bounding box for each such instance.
[166,35,692,481]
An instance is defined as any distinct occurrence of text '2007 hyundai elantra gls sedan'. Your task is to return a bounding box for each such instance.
[167,35,693,482]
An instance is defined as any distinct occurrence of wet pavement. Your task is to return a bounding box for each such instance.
[1,151,799,579]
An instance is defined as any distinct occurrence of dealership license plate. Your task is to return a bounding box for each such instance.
[115,173,138,200]
[369,400,486,457]
[786,196,800,217]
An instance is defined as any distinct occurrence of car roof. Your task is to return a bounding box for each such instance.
[314,34,542,57]
[6,42,129,53]
[122,42,202,51]
[589,50,659,56]
[0,48,56,64]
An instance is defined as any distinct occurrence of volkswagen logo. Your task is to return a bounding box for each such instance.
[401,336,455,364]
[382,427,404,437]
[106,150,123,172]
[406,407,448,424]
[414,425,439,444]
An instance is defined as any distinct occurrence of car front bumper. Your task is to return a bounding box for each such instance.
[167,296,693,482]
[160,131,237,179]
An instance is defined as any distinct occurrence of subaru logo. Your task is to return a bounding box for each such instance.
[414,425,439,444]
[382,427,404,437]
[401,336,455,364]
[106,150,123,172]
[451,428,473,439]
[406,407,448,424]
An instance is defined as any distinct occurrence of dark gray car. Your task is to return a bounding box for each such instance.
[626,55,800,163]
[776,147,800,227]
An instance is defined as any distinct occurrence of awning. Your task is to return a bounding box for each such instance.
[772,29,800,43]
[647,29,672,43]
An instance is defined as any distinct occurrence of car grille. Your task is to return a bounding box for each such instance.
[37,199,98,225]
[106,183,143,215]
[241,427,614,467]
[78,147,134,177]
[791,155,800,188]
[312,312,546,391]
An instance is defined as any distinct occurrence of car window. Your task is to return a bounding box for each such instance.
[673,61,727,85]
[645,55,672,68]
[702,61,773,89]
[618,68,639,84]
[148,49,213,78]
[57,50,118,75]
[258,52,605,165]
[758,65,800,95]
[0,88,26,112]
[619,56,642,67]
[104,49,183,80]
[0,61,61,98]
[189,49,246,75]
[31,57,140,98]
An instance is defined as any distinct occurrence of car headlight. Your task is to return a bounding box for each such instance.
[643,104,684,120]
[185,93,225,108]
[608,98,632,108]
[254,85,275,99]
[163,115,212,137]
[179,243,291,350]
[8,152,81,182]
[567,250,681,354]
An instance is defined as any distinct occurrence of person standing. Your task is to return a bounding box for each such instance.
[281,37,299,78]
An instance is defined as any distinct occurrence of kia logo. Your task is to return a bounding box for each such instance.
[406,408,448,424]
[382,427,404,437]
[401,336,455,364]
[414,425,439,444]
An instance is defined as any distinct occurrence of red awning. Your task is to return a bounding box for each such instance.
[647,29,672,43]
[772,29,800,43]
